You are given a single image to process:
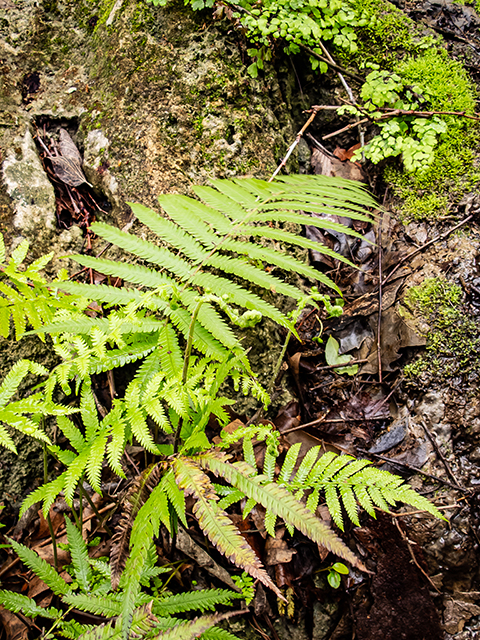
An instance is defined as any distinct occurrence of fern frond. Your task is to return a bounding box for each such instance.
[78,604,158,640]
[62,593,122,617]
[194,453,363,570]
[191,185,246,223]
[153,589,239,616]
[0,590,61,620]
[202,627,242,640]
[152,612,239,640]
[111,465,164,592]
[158,324,183,379]
[163,469,187,527]
[130,202,210,262]
[172,457,283,599]
[8,538,70,595]
[65,517,92,593]
[89,223,193,279]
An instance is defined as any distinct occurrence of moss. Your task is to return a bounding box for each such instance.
[346,0,438,67]
[386,50,479,220]
[403,278,480,384]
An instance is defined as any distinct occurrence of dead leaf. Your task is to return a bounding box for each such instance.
[311,147,366,182]
[0,608,29,640]
[27,574,51,599]
[175,526,240,591]
[50,129,90,187]
[264,529,297,566]
[361,306,426,374]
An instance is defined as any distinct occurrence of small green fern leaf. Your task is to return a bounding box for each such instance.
[152,589,239,616]
[65,517,92,593]
[8,538,70,596]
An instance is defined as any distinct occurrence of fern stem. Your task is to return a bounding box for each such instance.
[70,486,83,532]
[82,489,113,537]
[43,442,58,571]
[268,331,292,395]
[174,300,203,453]
[181,299,203,386]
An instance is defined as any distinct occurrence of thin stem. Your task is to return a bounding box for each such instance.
[82,490,113,537]
[43,442,58,571]
[181,300,203,385]
[268,332,292,395]
[78,481,84,529]
[174,300,203,453]
[70,495,83,531]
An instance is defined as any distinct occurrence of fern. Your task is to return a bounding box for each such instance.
[1,174,444,640]
[194,452,364,569]
[0,235,82,340]
[224,441,445,532]
[52,175,376,360]
[0,359,74,453]
[1,522,242,640]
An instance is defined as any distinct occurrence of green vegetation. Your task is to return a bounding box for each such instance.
[339,68,448,172]
[387,50,479,219]
[403,277,480,382]
[0,175,443,638]
[0,521,244,640]
[141,0,478,219]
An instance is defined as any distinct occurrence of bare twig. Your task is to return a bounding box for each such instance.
[420,420,463,491]
[394,518,441,593]
[269,107,322,181]
[281,413,386,434]
[382,215,473,287]
[315,358,368,371]
[314,43,366,151]
[299,45,364,82]
[322,117,370,140]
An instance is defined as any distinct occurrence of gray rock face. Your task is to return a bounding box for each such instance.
[2,128,56,242]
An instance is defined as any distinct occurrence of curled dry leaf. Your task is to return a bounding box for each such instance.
[50,129,91,187]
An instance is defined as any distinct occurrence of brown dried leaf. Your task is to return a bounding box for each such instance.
[59,129,82,164]
[0,608,28,640]
[264,529,297,566]
[111,464,162,589]
[50,129,89,187]
[173,457,286,601]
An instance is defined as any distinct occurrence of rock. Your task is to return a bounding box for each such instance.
[2,128,56,243]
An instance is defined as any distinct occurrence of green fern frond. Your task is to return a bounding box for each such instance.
[153,589,239,615]
[62,593,122,617]
[158,324,183,379]
[78,604,158,640]
[202,627,242,640]
[8,538,70,596]
[172,457,283,599]
[194,453,364,570]
[58,619,94,639]
[0,590,61,619]
[153,612,239,640]
[65,517,92,593]
[130,202,210,262]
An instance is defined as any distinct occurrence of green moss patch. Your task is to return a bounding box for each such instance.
[403,278,480,384]
[385,50,479,220]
